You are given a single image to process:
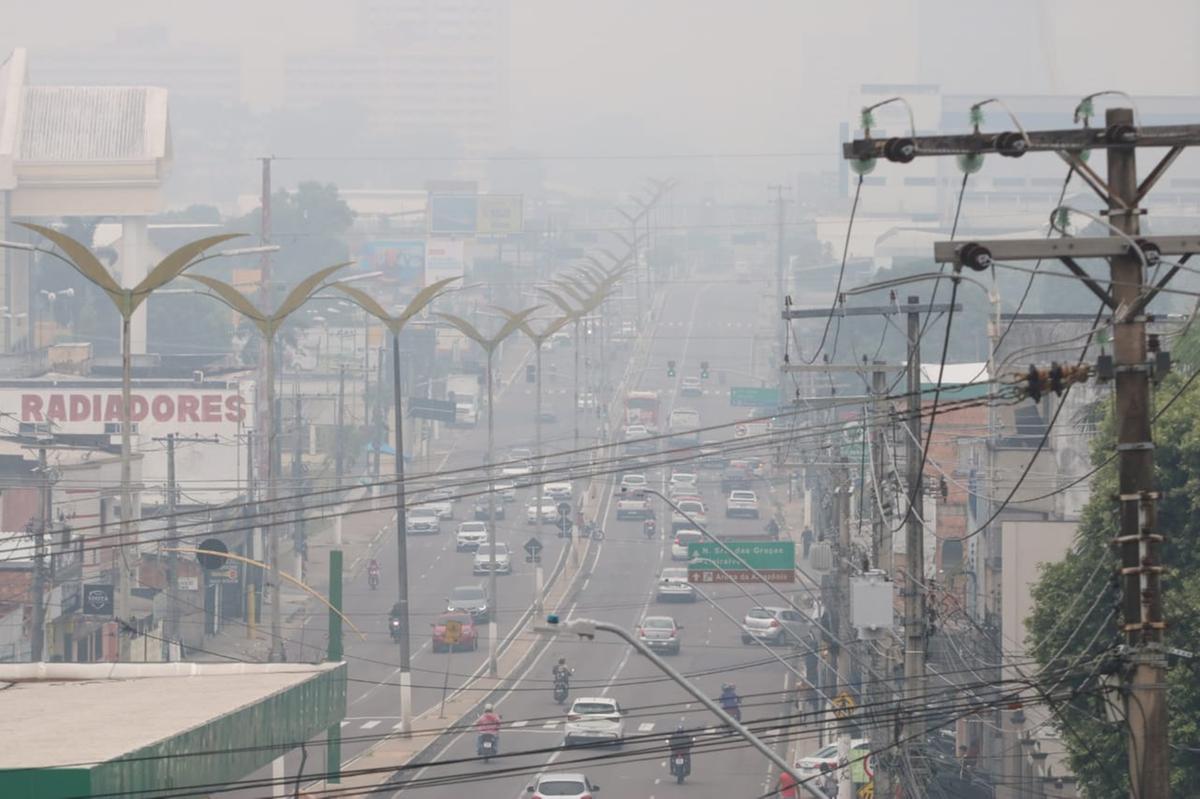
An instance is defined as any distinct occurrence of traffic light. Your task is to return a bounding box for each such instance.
[700,361,710,379]
[526,364,536,383]
[1022,362,1091,402]
[667,360,676,377]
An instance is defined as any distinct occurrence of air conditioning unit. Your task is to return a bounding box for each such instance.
[193,370,205,385]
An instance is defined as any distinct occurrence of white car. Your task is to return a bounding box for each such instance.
[726,489,760,519]
[671,529,703,561]
[671,499,707,529]
[795,738,870,780]
[669,472,698,491]
[636,615,682,654]
[494,481,518,502]
[622,424,648,440]
[501,460,533,480]
[526,772,601,799]
[509,447,534,462]
[564,697,625,747]
[424,499,454,520]
[577,392,596,409]
[527,499,559,524]
[619,473,647,491]
[455,521,489,551]
[544,481,573,501]
[406,506,441,535]
[473,542,512,575]
[656,567,695,602]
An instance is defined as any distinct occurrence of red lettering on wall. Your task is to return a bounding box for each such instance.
[93,395,102,421]
[103,395,122,422]
[46,395,66,422]
[224,395,246,423]
[178,395,200,423]
[130,395,149,422]
[69,395,89,422]
[201,395,221,422]
[151,395,174,422]
[21,395,43,422]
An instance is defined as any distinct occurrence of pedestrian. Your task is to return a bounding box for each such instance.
[777,768,799,799]
[801,527,814,558]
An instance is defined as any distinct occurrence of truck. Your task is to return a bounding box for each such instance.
[446,374,480,426]
[667,407,701,447]
[624,390,661,433]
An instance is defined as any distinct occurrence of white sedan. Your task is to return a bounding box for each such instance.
[564,697,625,747]
[527,773,601,799]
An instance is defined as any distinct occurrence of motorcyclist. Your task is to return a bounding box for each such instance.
[719,682,742,721]
[668,723,693,779]
[388,602,403,639]
[475,703,502,752]
[552,657,572,684]
[643,516,657,538]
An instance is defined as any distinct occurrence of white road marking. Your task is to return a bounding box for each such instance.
[340,721,350,728]
[361,720,381,730]
[637,722,656,732]
[509,720,528,728]
[541,720,559,729]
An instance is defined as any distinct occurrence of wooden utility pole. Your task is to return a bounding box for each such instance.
[164,433,177,660]
[335,365,346,489]
[31,445,48,661]
[845,108,1200,798]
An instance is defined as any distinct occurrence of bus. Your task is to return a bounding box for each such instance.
[667,407,701,447]
[625,390,661,432]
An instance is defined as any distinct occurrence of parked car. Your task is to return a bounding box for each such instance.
[795,738,870,781]
[474,498,505,521]
[447,584,490,622]
[430,612,478,653]
[741,606,810,646]
[473,543,513,575]
[726,489,760,518]
[526,772,601,799]
[671,530,703,561]
[564,697,625,747]
[636,615,682,654]
[406,506,441,535]
[655,568,695,602]
[455,521,489,551]
[680,376,702,397]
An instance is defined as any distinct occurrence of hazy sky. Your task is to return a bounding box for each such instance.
[3,0,1199,198]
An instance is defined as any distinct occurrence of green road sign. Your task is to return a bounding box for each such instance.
[687,540,795,583]
[730,386,780,407]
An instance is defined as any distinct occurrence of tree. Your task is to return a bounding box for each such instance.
[230,182,354,286]
[1025,346,1200,797]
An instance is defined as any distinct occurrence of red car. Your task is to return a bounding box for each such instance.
[431,613,478,653]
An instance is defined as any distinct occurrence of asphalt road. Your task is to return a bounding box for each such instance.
[387,277,810,799]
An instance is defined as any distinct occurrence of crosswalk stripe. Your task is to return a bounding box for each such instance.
[704,726,718,735]
[361,720,381,729]
[542,720,559,729]
[637,722,656,732]
[510,720,529,728]
[340,721,350,728]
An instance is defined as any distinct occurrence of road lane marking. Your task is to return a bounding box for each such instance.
[541,720,559,729]
[637,722,655,732]
[509,720,528,728]
[361,720,381,730]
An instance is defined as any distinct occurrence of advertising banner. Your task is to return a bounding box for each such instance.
[358,240,426,285]
[425,239,466,284]
[428,194,478,234]
[476,195,524,234]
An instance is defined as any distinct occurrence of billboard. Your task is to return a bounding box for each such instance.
[0,384,254,503]
[425,239,466,284]
[358,240,425,285]
[428,194,524,235]
[476,195,524,234]
[428,194,478,234]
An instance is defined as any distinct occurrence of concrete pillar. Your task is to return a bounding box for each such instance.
[119,216,150,355]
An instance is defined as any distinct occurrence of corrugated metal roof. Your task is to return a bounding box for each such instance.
[18,86,161,162]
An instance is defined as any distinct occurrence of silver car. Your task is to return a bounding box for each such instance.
[741,606,810,646]
[655,567,696,602]
[473,543,512,575]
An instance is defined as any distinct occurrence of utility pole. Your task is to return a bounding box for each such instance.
[845,109,1200,798]
[769,184,789,394]
[869,363,894,799]
[31,445,48,661]
[258,155,272,503]
[164,433,178,661]
[836,478,854,799]
[902,297,926,781]
[292,391,305,580]
[244,430,256,634]
[335,365,346,489]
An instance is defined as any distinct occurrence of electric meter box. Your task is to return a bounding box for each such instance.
[851,569,894,635]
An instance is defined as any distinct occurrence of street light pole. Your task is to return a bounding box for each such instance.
[332,278,456,733]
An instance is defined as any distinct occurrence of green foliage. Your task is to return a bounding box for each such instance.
[1025,352,1200,796]
[230,182,354,286]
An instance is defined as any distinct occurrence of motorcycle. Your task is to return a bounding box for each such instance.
[477,733,498,762]
[669,751,691,784]
[581,522,605,541]
[368,569,380,590]
[643,518,657,539]
[389,617,402,641]
[553,673,571,704]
